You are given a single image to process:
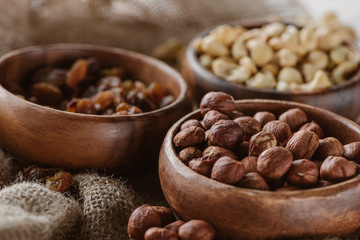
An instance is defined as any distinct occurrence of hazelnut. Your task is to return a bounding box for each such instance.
[343,142,360,162]
[189,158,214,177]
[314,137,344,160]
[144,227,178,240]
[202,146,238,164]
[320,156,356,182]
[203,110,229,129]
[236,141,249,159]
[257,146,293,179]
[173,126,205,148]
[286,130,319,159]
[253,111,276,127]
[233,116,261,141]
[178,220,215,240]
[179,147,202,164]
[127,204,162,240]
[299,121,324,139]
[209,120,244,149]
[151,206,176,226]
[249,131,277,156]
[211,156,246,184]
[285,159,319,187]
[181,119,204,131]
[312,160,323,170]
[240,156,258,173]
[228,110,245,119]
[200,92,236,116]
[265,177,285,189]
[164,220,185,234]
[263,120,292,146]
[279,108,308,131]
[236,172,270,190]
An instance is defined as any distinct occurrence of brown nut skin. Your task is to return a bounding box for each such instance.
[343,142,360,163]
[211,156,246,184]
[314,137,344,160]
[285,159,319,187]
[179,147,202,164]
[253,111,276,127]
[320,156,356,182]
[236,141,249,159]
[189,158,214,177]
[144,227,178,240]
[299,121,324,139]
[228,110,245,119]
[263,120,292,146]
[203,110,229,129]
[279,108,308,131]
[202,146,238,164]
[265,177,286,189]
[233,116,261,141]
[249,131,277,156]
[286,130,319,160]
[173,126,205,148]
[127,204,162,240]
[312,160,323,170]
[200,91,236,116]
[164,220,185,234]
[236,172,270,190]
[180,119,204,131]
[257,146,293,179]
[178,220,215,240]
[209,119,243,149]
[151,206,176,226]
[240,156,258,173]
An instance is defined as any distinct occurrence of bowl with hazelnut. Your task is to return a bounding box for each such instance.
[159,91,360,239]
[0,44,192,170]
[182,13,360,120]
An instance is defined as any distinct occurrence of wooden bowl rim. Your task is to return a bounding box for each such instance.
[0,43,188,121]
[163,99,360,198]
[186,18,360,96]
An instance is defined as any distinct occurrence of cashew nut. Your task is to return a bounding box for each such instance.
[199,54,213,69]
[212,57,238,78]
[299,25,317,51]
[331,60,358,84]
[262,63,279,77]
[262,22,285,37]
[245,72,276,89]
[301,63,317,82]
[231,38,248,60]
[239,56,257,74]
[330,46,352,65]
[202,35,229,57]
[276,48,298,67]
[276,81,300,91]
[278,67,303,84]
[246,39,273,66]
[239,28,262,41]
[306,50,329,69]
[316,27,342,51]
[268,37,284,51]
[226,66,251,83]
[300,70,333,91]
[210,25,246,46]
[192,38,203,53]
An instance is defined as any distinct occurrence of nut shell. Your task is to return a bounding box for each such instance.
[178,220,215,240]
[279,108,308,131]
[263,120,292,146]
[257,146,293,179]
[286,130,319,160]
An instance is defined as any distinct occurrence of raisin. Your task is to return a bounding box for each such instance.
[66,59,88,88]
[45,172,73,193]
[30,82,62,105]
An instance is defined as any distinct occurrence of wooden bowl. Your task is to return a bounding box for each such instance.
[0,44,192,170]
[159,99,360,239]
[182,19,360,121]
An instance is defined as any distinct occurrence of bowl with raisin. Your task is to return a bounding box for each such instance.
[0,44,191,170]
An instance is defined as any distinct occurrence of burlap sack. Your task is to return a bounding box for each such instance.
[0,182,81,240]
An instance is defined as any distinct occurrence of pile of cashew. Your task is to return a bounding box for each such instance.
[194,12,360,91]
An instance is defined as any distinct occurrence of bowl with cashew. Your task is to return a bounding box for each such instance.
[182,13,360,121]
[159,91,360,239]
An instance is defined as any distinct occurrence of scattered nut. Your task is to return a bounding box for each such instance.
[285,159,319,187]
[314,137,344,160]
[249,131,277,156]
[286,130,319,159]
[236,172,270,190]
[320,156,356,182]
[263,120,292,146]
[279,108,308,131]
[211,156,246,184]
[173,126,205,148]
[257,146,293,179]
[178,220,215,240]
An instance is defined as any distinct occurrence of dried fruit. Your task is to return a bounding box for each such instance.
[66,59,88,88]
[45,171,73,193]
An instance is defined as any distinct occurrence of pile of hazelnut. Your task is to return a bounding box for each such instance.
[127,204,215,240]
[193,12,360,91]
[15,57,173,115]
[173,92,360,191]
